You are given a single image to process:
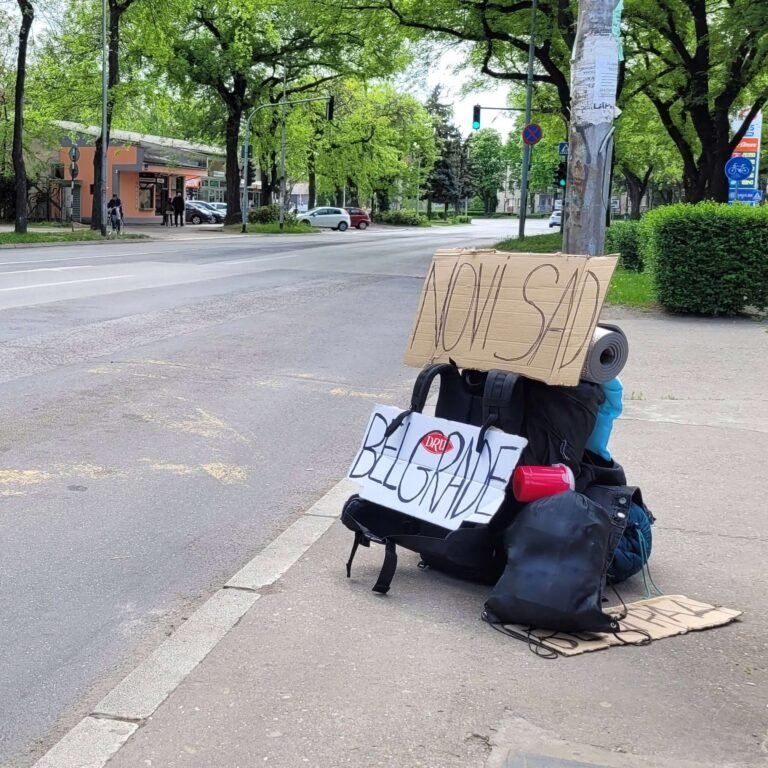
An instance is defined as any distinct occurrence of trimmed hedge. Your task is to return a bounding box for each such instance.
[640,202,768,315]
[606,220,643,272]
[248,205,280,224]
[372,210,429,226]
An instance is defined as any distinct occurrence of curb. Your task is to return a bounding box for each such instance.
[31,478,356,768]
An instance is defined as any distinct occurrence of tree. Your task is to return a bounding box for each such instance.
[347,0,575,119]
[424,86,464,217]
[625,0,768,202]
[153,0,408,223]
[468,128,505,214]
[12,0,34,234]
[308,80,436,209]
[613,94,682,218]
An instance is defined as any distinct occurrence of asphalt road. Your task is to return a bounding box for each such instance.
[0,219,549,766]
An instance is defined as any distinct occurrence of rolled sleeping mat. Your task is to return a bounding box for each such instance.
[581,324,629,383]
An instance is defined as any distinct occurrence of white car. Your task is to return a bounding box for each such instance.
[297,207,351,231]
[548,210,562,228]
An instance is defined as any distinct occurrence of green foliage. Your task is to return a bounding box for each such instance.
[248,205,280,224]
[606,221,643,272]
[314,81,437,208]
[247,222,314,234]
[605,268,655,308]
[0,231,142,244]
[495,232,563,253]
[372,209,429,226]
[468,128,505,214]
[423,87,467,210]
[640,202,768,315]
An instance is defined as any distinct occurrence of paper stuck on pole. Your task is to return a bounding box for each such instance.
[570,34,620,126]
[404,249,618,386]
[348,405,527,531]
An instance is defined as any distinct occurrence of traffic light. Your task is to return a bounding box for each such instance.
[246,159,255,186]
[554,161,567,188]
[326,95,335,121]
[472,105,481,130]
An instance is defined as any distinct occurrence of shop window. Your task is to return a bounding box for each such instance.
[139,181,155,211]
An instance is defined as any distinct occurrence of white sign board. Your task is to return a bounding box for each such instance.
[348,406,527,531]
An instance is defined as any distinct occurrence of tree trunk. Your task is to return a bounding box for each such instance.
[12,0,34,234]
[426,195,432,219]
[334,186,344,207]
[623,167,652,220]
[224,109,243,223]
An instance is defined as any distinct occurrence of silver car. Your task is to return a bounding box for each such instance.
[297,207,351,231]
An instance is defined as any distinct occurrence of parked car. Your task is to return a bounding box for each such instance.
[297,207,351,231]
[548,210,562,228]
[344,207,371,229]
[186,201,223,224]
[205,202,227,215]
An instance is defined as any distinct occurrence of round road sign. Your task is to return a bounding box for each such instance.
[522,123,543,145]
[70,162,79,179]
[724,156,752,181]
[69,146,80,162]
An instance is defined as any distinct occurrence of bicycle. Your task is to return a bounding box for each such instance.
[106,209,124,239]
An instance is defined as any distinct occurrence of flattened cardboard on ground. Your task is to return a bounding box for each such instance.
[404,249,618,386]
[505,595,742,657]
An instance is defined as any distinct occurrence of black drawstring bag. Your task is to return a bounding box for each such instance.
[484,490,629,634]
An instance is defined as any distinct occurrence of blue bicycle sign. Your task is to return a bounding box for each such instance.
[725,157,753,181]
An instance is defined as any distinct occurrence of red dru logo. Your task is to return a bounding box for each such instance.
[420,431,454,455]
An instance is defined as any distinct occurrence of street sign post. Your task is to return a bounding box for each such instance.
[523,123,543,146]
[729,188,762,205]
[558,142,569,156]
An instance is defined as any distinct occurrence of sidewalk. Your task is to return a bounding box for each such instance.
[36,309,768,768]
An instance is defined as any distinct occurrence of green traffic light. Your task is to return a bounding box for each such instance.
[472,120,480,130]
[559,178,566,187]
[472,105,481,130]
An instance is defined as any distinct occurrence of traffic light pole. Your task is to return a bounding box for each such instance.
[562,0,621,255]
[517,0,538,241]
[241,95,332,234]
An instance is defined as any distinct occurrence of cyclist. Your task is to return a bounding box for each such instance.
[107,193,124,234]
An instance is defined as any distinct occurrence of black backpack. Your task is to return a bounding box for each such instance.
[342,363,526,593]
[342,363,606,593]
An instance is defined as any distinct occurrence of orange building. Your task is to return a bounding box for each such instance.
[53,121,225,224]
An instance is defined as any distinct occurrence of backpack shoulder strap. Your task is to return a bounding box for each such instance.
[384,363,460,438]
[478,369,523,448]
[410,363,460,413]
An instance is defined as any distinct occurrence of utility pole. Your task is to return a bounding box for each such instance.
[517,0,538,241]
[100,0,108,237]
[279,67,287,231]
[562,0,621,255]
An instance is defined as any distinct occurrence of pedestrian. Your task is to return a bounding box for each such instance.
[107,193,123,232]
[172,193,185,227]
[164,198,174,227]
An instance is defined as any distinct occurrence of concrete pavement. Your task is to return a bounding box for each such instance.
[28,306,768,766]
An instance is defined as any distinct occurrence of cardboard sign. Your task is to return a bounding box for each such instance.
[504,595,742,657]
[348,406,527,530]
[404,249,618,386]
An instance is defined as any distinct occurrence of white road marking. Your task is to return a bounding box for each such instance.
[0,275,134,293]
[0,251,168,267]
[215,253,303,266]
[0,265,95,276]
